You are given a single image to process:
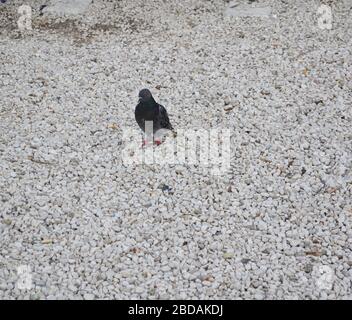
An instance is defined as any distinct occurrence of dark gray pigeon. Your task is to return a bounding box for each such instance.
[135,88,173,146]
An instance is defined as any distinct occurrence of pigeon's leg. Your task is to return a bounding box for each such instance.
[154,128,170,146]
[143,139,154,147]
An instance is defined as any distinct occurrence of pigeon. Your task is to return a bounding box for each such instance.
[135,88,173,146]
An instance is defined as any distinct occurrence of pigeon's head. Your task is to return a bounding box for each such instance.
[138,89,152,102]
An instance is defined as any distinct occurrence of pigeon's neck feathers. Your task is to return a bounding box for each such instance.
[143,96,158,109]
[138,96,159,120]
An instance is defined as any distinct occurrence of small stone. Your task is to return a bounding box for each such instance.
[2,219,12,225]
[41,239,53,244]
[84,293,95,300]
[223,252,234,259]
[241,258,251,264]
[107,123,118,130]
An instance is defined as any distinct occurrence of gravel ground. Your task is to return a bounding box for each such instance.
[0,0,351,299]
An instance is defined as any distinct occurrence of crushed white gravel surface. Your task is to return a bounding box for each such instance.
[0,0,351,299]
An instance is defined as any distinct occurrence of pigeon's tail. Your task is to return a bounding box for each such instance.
[158,104,174,132]
[166,121,176,137]
[166,122,174,132]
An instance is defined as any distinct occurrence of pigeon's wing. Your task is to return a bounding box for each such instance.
[158,104,173,131]
[135,103,145,132]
